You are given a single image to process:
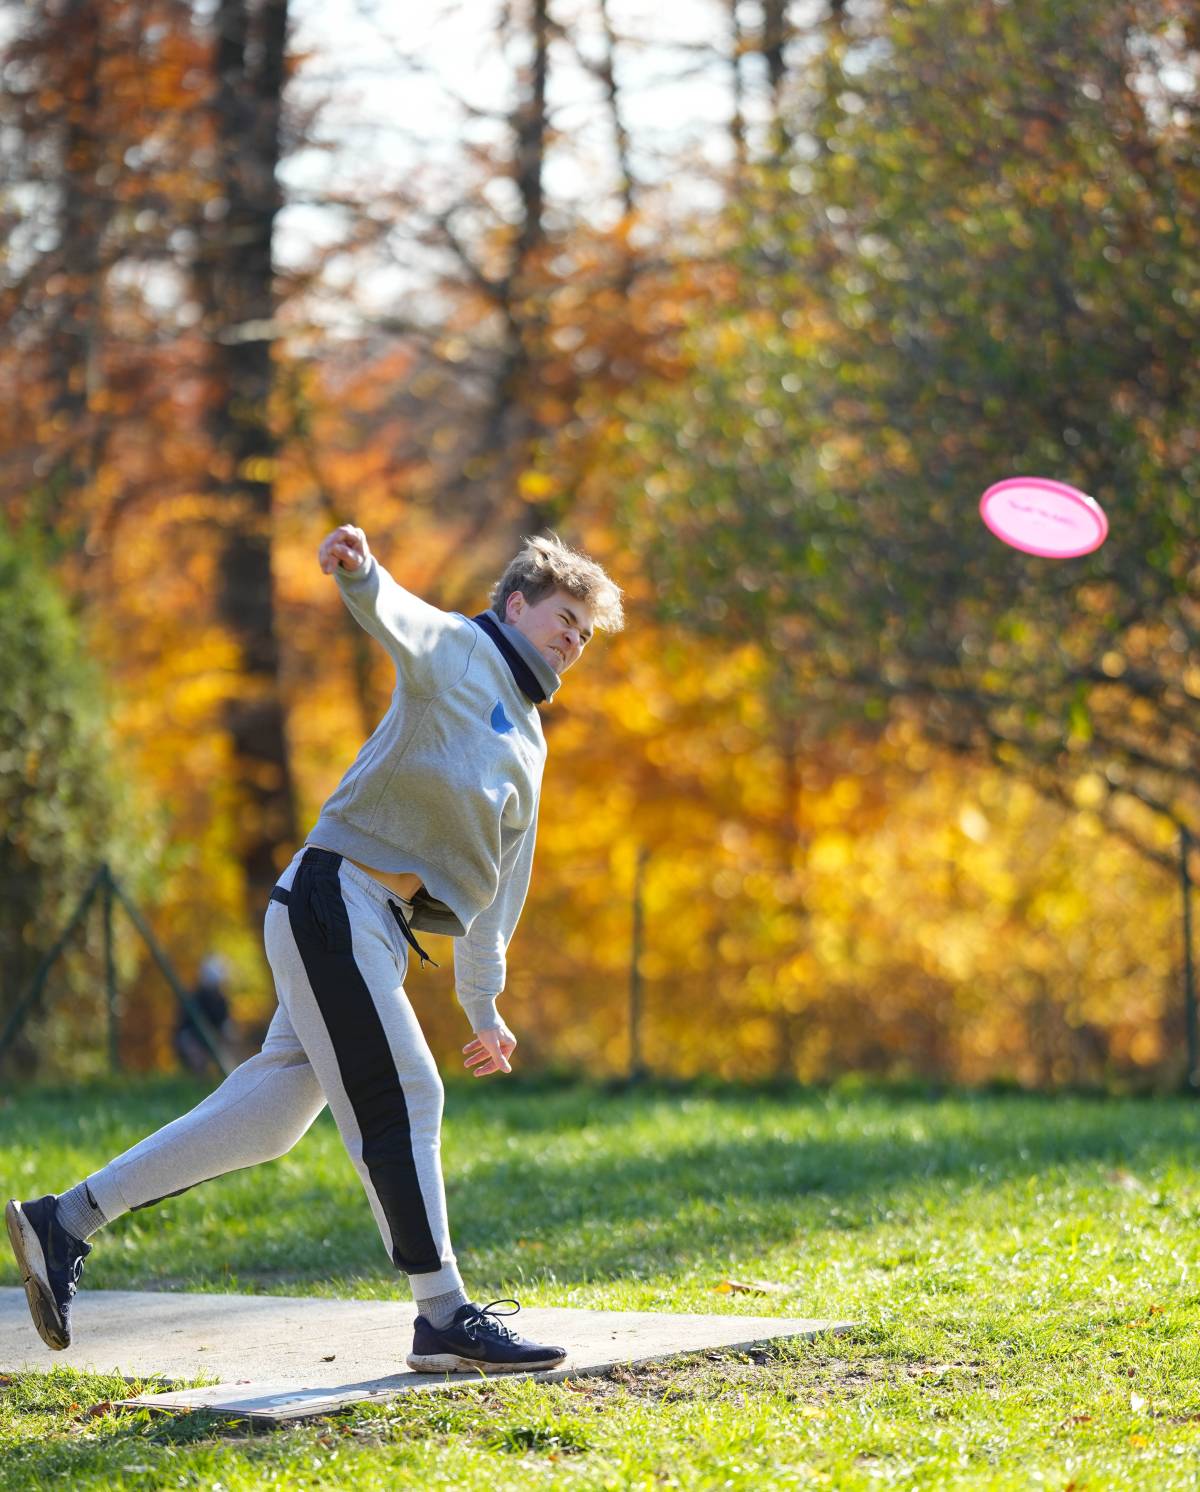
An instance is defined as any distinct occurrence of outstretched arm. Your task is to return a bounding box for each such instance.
[316,524,466,691]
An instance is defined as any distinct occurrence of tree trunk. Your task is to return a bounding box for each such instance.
[197,0,296,920]
[596,0,636,219]
[21,0,110,534]
[458,0,553,518]
[761,0,790,158]
[727,0,748,175]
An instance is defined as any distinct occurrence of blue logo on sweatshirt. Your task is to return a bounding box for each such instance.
[490,700,514,733]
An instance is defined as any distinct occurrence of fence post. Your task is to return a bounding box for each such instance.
[629,845,647,1083]
[102,865,120,1074]
[1183,825,1197,1092]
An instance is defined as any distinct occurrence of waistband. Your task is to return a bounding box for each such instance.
[271,848,436,970]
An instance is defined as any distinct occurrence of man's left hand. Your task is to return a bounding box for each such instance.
[463,1024,517,1077]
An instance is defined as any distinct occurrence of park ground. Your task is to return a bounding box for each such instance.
[2,1077,1200,1489]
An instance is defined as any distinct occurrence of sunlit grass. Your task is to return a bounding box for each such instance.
[3,1076,1200,1488]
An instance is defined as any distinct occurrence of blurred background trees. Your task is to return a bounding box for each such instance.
[1,0,1196,1085]
[0,528,136,1076]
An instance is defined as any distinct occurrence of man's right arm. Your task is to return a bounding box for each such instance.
[318,524,464,692]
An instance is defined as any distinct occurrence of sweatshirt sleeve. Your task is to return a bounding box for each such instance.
[453,803,539,1032]
[334,555,464,694]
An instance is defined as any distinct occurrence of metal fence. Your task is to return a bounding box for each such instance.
[0,864,231,1079]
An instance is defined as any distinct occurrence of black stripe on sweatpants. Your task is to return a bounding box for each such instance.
[287,847,441,1274]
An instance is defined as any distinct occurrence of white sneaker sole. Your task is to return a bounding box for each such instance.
[406,1351,567,1375]
[5,1200,69,1350]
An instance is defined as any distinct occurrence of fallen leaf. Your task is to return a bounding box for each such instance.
[322,1354,336,1362]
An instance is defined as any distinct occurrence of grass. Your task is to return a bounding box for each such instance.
[3,1075,1200,1488]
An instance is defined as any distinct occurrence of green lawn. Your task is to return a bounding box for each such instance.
[3,1076,1200,1489]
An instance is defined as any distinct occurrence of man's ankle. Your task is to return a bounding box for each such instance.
[54,1182,107,1242]
[415,1286,470,1330]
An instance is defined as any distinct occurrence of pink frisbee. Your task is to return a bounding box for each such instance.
[980,477,1109,558]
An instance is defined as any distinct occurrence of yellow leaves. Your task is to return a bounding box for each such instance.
[713,323,746,361]
[237,456,278,483]
[830,777,862,815]
[518,469,557,502]
[810,832,853,873]
[957,804,989,843]
[1126,1028,1160,1068]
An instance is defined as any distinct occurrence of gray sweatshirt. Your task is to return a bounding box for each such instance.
[306,555,560,1033]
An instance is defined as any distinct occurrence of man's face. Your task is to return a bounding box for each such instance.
[505,587,595,675]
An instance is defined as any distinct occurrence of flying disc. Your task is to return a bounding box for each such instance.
[979,477,1108,558]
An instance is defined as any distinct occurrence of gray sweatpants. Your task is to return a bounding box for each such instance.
[85,847,463,1299]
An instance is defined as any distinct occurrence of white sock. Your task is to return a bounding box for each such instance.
[415,1286,470,1329]
[55,1182,107,1241]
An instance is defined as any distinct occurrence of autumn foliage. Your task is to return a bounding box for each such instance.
[0,0,1195,1086]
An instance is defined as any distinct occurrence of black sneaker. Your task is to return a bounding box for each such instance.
[5,1195,91,1351]
[407,1298,567,1374]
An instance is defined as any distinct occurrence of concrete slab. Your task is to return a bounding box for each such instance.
[0,1287,852,1425]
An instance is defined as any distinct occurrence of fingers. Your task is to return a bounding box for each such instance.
[318,525,368,574]
[463,1050,510,1076]
[462,1031,513,1077]
[463,1052,506,1076]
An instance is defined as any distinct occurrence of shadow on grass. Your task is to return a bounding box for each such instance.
[4,1078,1200,1293]
[1,1412,281,1492]
[440,1083,1200,1278]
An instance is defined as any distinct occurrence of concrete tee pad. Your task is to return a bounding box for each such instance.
[0,1287,852,1425]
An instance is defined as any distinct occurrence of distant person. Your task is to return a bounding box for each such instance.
[7,528,623,1375]
[174,955,233,1075]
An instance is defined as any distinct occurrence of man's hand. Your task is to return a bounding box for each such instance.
[463,1024,517,1078]
[319,525,370,574]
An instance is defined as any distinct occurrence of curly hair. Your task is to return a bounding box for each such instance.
[490,534,625,632]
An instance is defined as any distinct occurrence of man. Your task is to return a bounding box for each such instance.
[6,525,624,1374]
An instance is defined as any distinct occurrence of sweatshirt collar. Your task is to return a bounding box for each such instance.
[471,611,561,703]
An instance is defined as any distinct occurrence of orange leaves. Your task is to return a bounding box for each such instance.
[522,589,1181,1082]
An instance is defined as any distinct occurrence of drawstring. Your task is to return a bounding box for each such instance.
[388,899,439,970]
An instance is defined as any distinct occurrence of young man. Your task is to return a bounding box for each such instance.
[6,526,624,1374]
